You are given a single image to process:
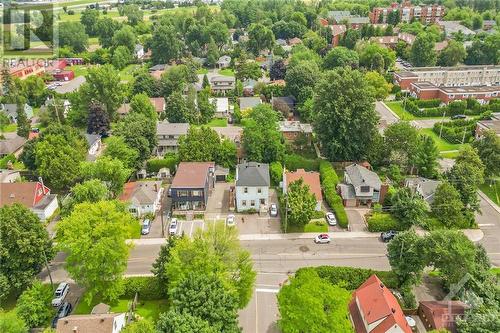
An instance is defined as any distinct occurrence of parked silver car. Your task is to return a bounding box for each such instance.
[51,282,69,307]
[169,218,178,236]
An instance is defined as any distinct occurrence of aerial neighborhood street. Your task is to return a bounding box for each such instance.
[1,1,500,333]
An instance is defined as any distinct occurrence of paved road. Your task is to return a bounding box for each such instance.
[375,101,398,131]
[477,195,500,267]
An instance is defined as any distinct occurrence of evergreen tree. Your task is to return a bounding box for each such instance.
[202,74,210,89]
[416,134,439,178]
[16,104,30,138]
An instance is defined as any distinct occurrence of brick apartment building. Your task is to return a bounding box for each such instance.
[370,1,445,24]
[409,82,499,104]
[394,65,500,90]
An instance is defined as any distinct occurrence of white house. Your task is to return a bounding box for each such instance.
[216,55,231,68]
[120,180,163,217]
[85,134,102,158]
[56,313,126,333]
[0,180,58,221]
[134,44,145,59]
[235,162,270,212]
[209,97,233,118]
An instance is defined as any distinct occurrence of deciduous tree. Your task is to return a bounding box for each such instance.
[278,269,353,333]
[314,67,378,161]
[80,156,131,197]
[87,102,110,136]
[410,33,437,67]
[364,71,392,100]
[0,311,27,333]
[157,311,216,333]
[165,91,192,123]
[130,93,157,120]
[151,23,183,65]
[270,59,287,81]
[113,112,157,164]
[56,201,137,304]
[391,187,428,229]
[58,22,88,53]
[62,179,110,216]
[286,179,317,228]
[387,230,426,286]
[16,281,54,328]
[437,40,467,66]
[415,134,439,178]
[0,205,54,294]
[103,136,139,169]
[472,129,500,178]
[247,23,275,55]
[323,47,359,69]
[431,181,466,228]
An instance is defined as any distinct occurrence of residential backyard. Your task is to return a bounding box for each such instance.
[385,101,443,120]
[419,128,466,152]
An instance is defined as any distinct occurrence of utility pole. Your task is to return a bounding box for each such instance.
[439,109,446,139]
[43,249,54,290]
[461,126,467,144]
[284,194,288,234]
[160,187,167,238]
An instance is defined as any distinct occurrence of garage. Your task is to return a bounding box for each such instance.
[215,166,229,182]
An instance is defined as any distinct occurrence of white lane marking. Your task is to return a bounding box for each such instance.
[190,221,195,237]
[255,288,280,293]
[478,224,495,226]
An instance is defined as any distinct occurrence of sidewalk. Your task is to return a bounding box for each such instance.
[478,190,500,214]
[127,229,484,244]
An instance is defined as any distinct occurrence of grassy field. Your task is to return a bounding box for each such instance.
[479,181,500,206]
[286,219,328,233]
[420,128,466,152]
[67,64,91,78]
[197,68,209,74]
[206,118,228,127]
[218,68,235,77]
[3,123,17,133]
[119,64,140,82]
[385,101,442,120]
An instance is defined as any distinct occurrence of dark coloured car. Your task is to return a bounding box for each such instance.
[451,114,466,120]
[52,302,72,328]
[381,230,398,242]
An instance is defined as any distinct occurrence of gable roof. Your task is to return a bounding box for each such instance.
[56,313,124,333]
[156,121,189,136]
[239,97,262,110]
[285,169,322,202]
[84,133,101,147]
[171,162,215,189]
[0,182,50,208]
[350,274,411,333]
[119,181,162,205]
[419,301,469,332]
[345,163,382,191]
[236,162,270,187]
[149,97,165,113]
[0,134,27,155]
[405,177,441,203]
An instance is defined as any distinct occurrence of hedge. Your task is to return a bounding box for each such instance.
[405,100,485,117]
[146,154,178,173]
[270,161,283,186]
[366,212,401,232]
[284,154,319,171]
[319,161,347,228]
[432,119,476,144]
[122,276,166,300]
[415,99,441,108]
[296,266,399,290]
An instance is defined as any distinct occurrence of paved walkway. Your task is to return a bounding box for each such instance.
[128,228,484,244]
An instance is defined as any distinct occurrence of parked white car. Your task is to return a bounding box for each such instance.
[51,282,69,307]
[314,234,331,244]
[169,218,178,236]
[270,204,278,217]
[226,214,235,227]
[325,212,337,226]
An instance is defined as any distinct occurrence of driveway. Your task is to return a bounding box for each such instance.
[143,188,171,238]
[375,101,398,132]
[345,208,369,232]
[206,182,231,216]
[411,118,443,129]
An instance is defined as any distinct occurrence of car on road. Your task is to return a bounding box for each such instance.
[380,230,398,242]
[451,114,466,120]
[270,204,278,217]
[325,212,337,226]
[169,218,178,236]
[51,282,69,307]
[314,234,331,244]
[51,302,72,328]
[141,219,152,235]
[226,214,235,227]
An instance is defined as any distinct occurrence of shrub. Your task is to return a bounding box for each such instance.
[416,99,441,108]
[366,212,401,232]
[284,154,319,171]
[122,276,166,300]
[400,287,417,309]
[311,210,325,219]
[270,161,283,186]
[319,161,347,228]
[0,154,16,169]
[297,266,398,290]
[146,154,178,173]
[16,281,55,328]
[432,120,476,144]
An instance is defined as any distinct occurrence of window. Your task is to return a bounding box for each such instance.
[192,190,203,196]
[177,190,189,197]
[257,188,262,194]
[244,187,248,193]
[242,200,247,206]
[260,199,266,205]
[251,200,255,207]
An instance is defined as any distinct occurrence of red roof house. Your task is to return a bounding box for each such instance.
[349,275,412,333]
[283,169,322,211]
[418,301,469,333]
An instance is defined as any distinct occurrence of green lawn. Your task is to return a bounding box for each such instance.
[479,181,500,206]
[385,101,416,120]
[218,68,235,77]
[3,123,17,133]
[439,151,460,159]
[196,68,209,74]
[286,219,328,233]
[67,65,90,78]
[385,101,442,120]
[75,296,168,322]
[206,118,228,127]
[419,128,466,152]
